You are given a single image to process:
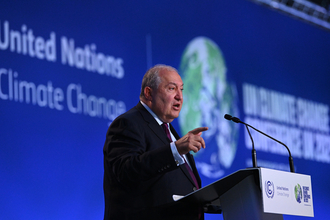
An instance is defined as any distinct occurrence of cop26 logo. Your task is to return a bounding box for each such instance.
[295,184,303,203]
[265,181,275,198]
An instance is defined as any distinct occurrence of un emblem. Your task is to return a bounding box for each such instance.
[265,181,275,198]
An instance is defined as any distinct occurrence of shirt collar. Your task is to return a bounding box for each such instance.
[140,101,165,126]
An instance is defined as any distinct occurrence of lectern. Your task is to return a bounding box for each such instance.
[174,168,313,220]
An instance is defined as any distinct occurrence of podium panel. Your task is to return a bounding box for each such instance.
[259,168,314,217]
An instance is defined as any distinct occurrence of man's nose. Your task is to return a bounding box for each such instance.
[175,90,183,100]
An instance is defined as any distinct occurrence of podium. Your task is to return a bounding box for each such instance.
[174,168,313,220]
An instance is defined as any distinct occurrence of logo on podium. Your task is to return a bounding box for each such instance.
[295,184,303,203]
[265,180,275,198]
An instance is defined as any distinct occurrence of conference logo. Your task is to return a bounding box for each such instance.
[265,180,275,199]
[294,184,303,203]
[178,37,239,178]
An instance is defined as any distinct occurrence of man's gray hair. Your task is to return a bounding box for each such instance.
[139,64,178,99]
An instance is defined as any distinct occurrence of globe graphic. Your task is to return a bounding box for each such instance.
[178,37,239,178]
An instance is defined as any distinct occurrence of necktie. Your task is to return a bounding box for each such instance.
[161,123,199,189]
[161,123,202,219]
[161,123,172,142]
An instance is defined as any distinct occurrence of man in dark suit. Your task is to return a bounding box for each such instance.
[103,64,208,220]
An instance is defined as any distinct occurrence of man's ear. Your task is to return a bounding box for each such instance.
[144,86,153,101]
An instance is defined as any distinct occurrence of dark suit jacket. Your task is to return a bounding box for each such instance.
[103,102,202,220]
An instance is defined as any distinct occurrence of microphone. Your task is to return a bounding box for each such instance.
[224,114,295,173]
[224,114,257,168]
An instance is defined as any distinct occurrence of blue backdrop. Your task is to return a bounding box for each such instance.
[1,1,329,219]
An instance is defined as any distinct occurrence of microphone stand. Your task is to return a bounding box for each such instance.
[245,124,257,168]
[224,114,295,173]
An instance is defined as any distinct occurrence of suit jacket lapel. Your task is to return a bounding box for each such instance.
[137,102,201,188]
[185,153,202,187]
[136,102,169,145]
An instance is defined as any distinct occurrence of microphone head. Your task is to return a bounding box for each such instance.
[232,117,241,123]
[224,114,232,120]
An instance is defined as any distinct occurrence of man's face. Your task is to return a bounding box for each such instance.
[150,69,184,123]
